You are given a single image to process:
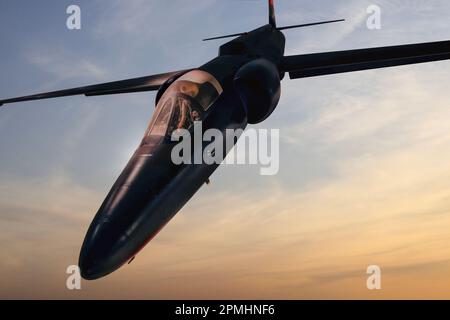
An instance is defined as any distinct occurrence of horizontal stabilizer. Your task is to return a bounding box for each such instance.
[203,19,345,42]
[203,32,247,42]
[0,70,188,107]
[277,19,345,31]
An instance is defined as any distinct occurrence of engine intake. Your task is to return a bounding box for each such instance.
[234,58,281,124]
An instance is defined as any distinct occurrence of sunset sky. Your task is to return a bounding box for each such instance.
[1,0,450,299]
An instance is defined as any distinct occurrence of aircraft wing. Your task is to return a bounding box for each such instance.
[281,40,450,79]
[0,70,189,107]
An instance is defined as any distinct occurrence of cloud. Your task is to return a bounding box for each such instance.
[0,173,102,299]
[25,47,108,88]
[93,0,217,40]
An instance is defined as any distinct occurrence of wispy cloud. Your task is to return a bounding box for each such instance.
[93,0,217,40]
[25,47,108,88]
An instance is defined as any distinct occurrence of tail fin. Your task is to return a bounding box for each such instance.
[202,0,345,42]
[269,0,276,27]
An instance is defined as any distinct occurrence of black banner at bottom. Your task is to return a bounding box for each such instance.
[1,300,447,318]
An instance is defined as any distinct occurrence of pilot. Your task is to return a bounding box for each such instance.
[177,79,219,111]
[191,109,201,122]
[179,81,199,98]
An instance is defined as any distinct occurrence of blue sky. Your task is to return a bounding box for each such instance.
[1,0,450,299]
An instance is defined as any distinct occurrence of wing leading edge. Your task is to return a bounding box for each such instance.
[0,70,189,107]
[281,40,450,79]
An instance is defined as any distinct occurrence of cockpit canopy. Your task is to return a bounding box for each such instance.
[142,70,223,145]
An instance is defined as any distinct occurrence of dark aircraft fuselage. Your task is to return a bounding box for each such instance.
[79,25,286,279]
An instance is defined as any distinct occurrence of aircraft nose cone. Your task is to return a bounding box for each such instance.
[78,184,152,280]
[79,221,124,280]
[79,249,105,281]
[79,146,175,280]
